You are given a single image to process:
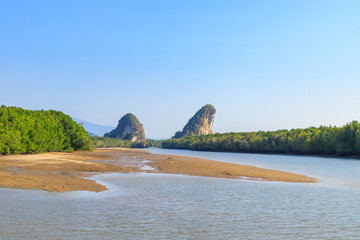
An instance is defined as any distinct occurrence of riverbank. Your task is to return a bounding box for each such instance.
[161,148,360,160]
[0,148,317,192]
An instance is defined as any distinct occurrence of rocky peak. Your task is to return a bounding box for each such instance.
[173,104,216,138]
[104,113,145,142]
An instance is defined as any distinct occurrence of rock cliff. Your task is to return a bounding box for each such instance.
[173,104,216,138]
[104,113,145,143]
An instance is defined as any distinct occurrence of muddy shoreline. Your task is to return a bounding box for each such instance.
[0,148,317,192]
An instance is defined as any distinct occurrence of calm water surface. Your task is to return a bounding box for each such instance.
[1,149,360,239]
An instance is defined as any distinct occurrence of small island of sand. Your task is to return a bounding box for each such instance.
[0,148,317,192]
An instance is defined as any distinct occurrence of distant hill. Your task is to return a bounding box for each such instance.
[86,131,97,137]
[73,118,114,137]
[173,104,216,138]
[104,113,145,143]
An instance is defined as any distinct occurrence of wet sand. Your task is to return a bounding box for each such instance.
[0,148,317,192]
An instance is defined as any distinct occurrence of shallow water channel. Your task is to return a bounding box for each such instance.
[1,149,360,239]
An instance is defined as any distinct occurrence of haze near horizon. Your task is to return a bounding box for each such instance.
[1,0,360,139]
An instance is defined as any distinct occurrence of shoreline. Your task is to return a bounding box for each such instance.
[160,147,360,160]
[0,148,317,192]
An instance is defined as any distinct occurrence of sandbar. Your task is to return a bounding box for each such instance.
[0,148,317,192]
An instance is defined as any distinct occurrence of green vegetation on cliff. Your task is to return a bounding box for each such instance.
[104,113,145,143]
[0,105,92,154]
[163,121,360,156]
[173,104,216,138]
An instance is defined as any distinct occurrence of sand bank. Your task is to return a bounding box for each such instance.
[0,148,317,192]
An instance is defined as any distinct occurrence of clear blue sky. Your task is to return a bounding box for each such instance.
[1,0,360,139]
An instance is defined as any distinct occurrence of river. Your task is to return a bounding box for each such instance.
[1,149,360,239]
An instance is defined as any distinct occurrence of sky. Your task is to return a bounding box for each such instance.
[1,0,360,139]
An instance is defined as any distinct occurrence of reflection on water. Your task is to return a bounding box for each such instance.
[1,150,360,239]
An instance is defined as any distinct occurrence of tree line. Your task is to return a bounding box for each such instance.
[91,136,134,148]
[162,121,360,156]
[0,105,93,154]
[146,139,164,148]
[4,105,360,157]
[91,136,161,148]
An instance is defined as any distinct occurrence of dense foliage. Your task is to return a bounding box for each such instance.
[163,121,360,156]
[0,105,93,154]
[173,104,216,138]
[91,136,134,148]
[91,137,162,148]
[146,139,164,148]
[104,113,145,142]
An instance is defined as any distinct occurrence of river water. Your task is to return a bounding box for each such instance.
[1,149,360,239]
